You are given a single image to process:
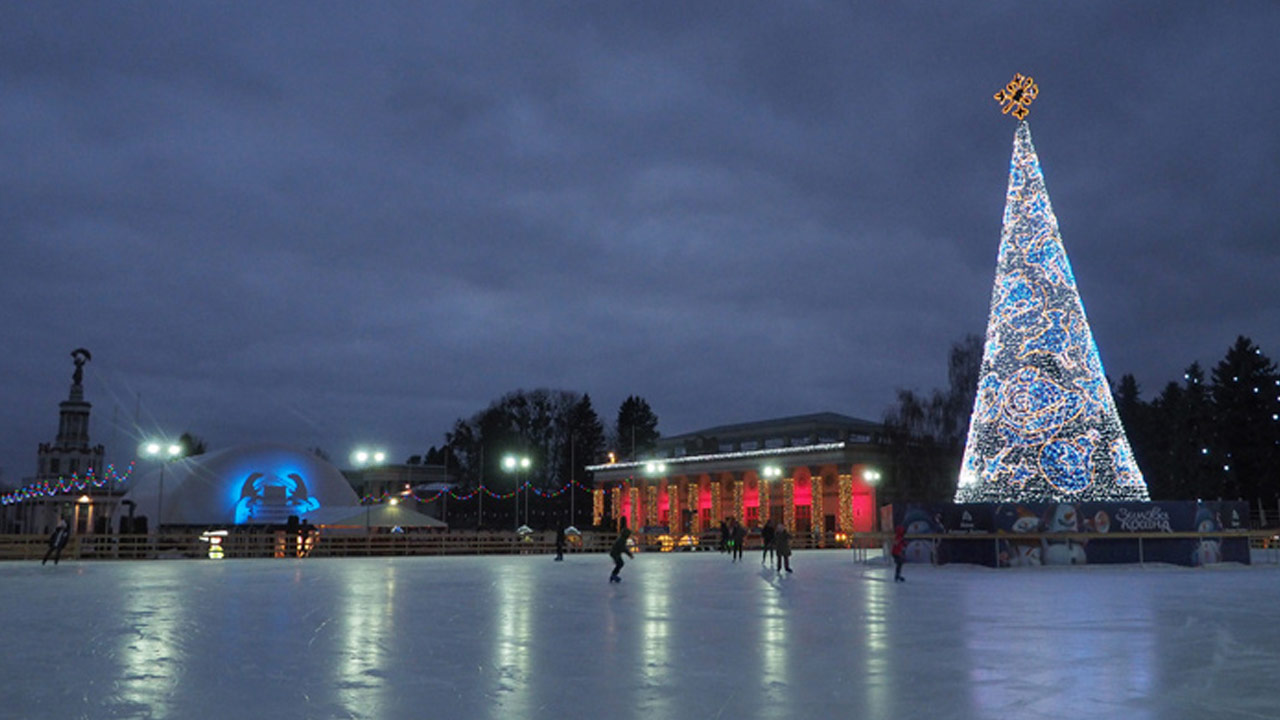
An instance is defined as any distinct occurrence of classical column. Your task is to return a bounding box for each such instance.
[593,488,604,526]
[668,479,681,532]
[710,482,722,526]
[759,476,771,525]
[629,487,640,530]
[646,484,658,529]
[811,477,825,546]
[838,474,853,533]
[688,483,700,534]
[782,477,795,531]
[610,485,622,529]
[732,478,744,522]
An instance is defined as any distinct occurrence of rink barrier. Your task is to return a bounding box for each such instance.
[874,530,1280,567]
[1,529,1278,563]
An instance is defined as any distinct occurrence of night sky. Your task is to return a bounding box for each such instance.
[3,2,1278,481]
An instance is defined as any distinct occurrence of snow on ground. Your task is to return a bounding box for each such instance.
[3,550,1279,720]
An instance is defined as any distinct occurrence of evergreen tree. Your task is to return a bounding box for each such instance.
[562,394,606,482]
[1113,373,1153,483]
[1142,365,1211,500]
[615,395,659,461]
[1209,337,1280,502]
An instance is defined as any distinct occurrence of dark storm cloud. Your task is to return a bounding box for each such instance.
[2,1,1278,478]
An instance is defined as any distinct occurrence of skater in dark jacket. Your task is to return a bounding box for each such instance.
[774,522,792,573]
[760,521,775,565]
[554,526,566,561]
[719,520,729,553]
[891,525,906,582]
[42,517,70,566]
[609,526,633,582]
[731,520,746,562]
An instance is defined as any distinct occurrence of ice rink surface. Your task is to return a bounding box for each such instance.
[4,550,1279,720]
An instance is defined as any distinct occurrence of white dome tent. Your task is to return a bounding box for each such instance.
[122,443,360,528]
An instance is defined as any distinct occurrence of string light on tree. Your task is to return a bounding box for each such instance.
[955,77,1149,503]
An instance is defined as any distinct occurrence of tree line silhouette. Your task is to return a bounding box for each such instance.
[883,334,1280,511]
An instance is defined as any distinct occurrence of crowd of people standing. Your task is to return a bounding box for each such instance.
[718,518,791,572]
[603,517,904,582]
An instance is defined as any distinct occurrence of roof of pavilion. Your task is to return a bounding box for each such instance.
[656,412,884,455]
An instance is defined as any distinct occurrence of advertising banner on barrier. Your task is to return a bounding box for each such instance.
[892,501,1250,567]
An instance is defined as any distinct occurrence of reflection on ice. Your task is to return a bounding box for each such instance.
[638,557,672,715]
[489,563,534,718]
[963,572,1157,719]
[758,581,788,693]
[117,573,184,719]
[862,568,890,718]
[5,552,1279,720]
[336,563,398,716]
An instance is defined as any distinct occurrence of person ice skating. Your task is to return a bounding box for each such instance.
[554,526,566,561]
[760,521,775,565]
[719,520,729,553]
[609,525,633,583]
[42,517,70,566]
[731,519,746,562]
[774,522,792,573]
[891,525,906,582]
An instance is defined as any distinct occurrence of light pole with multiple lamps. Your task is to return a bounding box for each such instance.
[502,454,531,530]
[140,440,184,533]
[351,448,387,533]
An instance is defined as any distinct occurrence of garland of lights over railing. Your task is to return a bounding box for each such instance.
[0,462,137,505]
[359,480,594,505]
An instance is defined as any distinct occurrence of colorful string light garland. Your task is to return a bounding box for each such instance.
[1,462,136,505]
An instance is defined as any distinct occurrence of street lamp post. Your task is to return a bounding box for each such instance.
[862,468,882,533]
[502,454,531,530]
[351,448,387,534]
[643,461,666,531]
[568,436,575,530]
[140,440,184,534]
[762,465,782,528]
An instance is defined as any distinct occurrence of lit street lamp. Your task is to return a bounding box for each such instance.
[502,454,531,530]
[643,461,667,531]
[862,468,882,532]
[140,440,184,532]
[351,447,387,533]
[761,465,782,528]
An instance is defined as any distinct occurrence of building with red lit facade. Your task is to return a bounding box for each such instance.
[587,413,890,542]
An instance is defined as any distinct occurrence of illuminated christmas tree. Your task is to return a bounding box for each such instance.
[955,76,1149,503]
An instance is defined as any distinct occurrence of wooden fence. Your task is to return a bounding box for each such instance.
[2,529,1278,563]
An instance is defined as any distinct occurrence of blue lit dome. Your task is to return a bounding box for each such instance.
[122,443,359,526]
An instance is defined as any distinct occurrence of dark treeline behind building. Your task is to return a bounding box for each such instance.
[882,334,982,505]
[1117,336,1280,508]
[430,390,659,529]
[885,334,1280,510]
[440,389,610,492]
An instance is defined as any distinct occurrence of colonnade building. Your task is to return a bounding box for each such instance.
[588,413,890,541]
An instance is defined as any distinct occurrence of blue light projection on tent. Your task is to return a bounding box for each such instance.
[232,465,321,524]
[955,120,1148,503]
